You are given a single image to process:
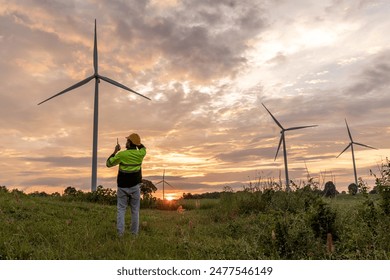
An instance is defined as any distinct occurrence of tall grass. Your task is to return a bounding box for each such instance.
[1,187,390,259]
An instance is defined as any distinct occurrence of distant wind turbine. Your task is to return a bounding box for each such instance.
[38,20,151,192]
[262,103,318,191]
[336,119,377,186]
[155,169,175,200]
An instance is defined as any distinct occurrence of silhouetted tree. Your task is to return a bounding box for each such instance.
[141,179,157,199]
[63,186,77,196]
[323,181,337,198]
[182,192,194,199]
[182,192,222,199]
[369,188,378,194]
[89,185,116,204]
[29,191,49,197]
[348,183,358,195]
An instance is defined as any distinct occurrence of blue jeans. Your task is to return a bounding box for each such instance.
[117,183,141,236]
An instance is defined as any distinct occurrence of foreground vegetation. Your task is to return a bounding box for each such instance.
[1,159,390,259]
[1,186,390,259]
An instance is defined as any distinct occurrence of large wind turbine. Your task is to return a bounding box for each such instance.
[38,20,151,192]
[155,169,175,200]
[336,119,377,186]
[262,103,317,191]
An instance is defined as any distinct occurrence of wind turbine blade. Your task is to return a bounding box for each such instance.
[37,75,94,105]
[94,19,98,74]
[354,142,377,150]
[262,103,284,130]
[336,143,351,158]
[98,75,151,100]
[285,125,318,131]
[165,181,175,189]
[345,119,353,142]
[274,135,283,161]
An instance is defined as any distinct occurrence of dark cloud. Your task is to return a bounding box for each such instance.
[215,147,275,163]
[25,156,92,167]
[19,176,87,188]
[96,0,268,82]
[345,51,390,96]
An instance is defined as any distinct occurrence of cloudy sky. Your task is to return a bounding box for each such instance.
[1,0,390,198]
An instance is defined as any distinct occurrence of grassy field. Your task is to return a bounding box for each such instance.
[1,189,390,259]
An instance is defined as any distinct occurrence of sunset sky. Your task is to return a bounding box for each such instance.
[1,0,390,198]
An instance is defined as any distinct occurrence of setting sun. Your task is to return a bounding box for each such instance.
[165,194,176,201]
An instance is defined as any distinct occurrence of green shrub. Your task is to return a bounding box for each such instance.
[348,183,358,195]
[358,196,378,232]
[323,181,337,198]
[86,186,117,204]
[217,187,322,216]
[154,199,179,211]
[378,186,390,215]
[140,196,157,209]
[371,158,390,215]
[308,200,338,242]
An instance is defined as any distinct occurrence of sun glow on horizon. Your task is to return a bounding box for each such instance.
[165,195,175,201]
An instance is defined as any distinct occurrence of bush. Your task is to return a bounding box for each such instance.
[58,185,160,208]
[358,177,369,194]
[307,200,338,242]
[29,191,49,197]
[358,196,378,231]
[141,179,157,200]
[323,181,337,198]
[371,158,390,215]
[218,187,323,216]
[85,186,117,205]
[348,183,358,195]
[378,186,390,215]
[140,196,157,209]
[154,199,179,210]
[272,214,317,259]
[63,186,78,196]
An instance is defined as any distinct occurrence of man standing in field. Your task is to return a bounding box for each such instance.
[106,133,146,236]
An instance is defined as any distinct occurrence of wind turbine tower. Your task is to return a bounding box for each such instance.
[337,119,377,186]
[38,20,150,191]
[262,103,317,191]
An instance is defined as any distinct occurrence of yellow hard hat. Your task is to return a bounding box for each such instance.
[125,133,141,145]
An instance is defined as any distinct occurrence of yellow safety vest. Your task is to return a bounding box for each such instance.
[106,146,146,172]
